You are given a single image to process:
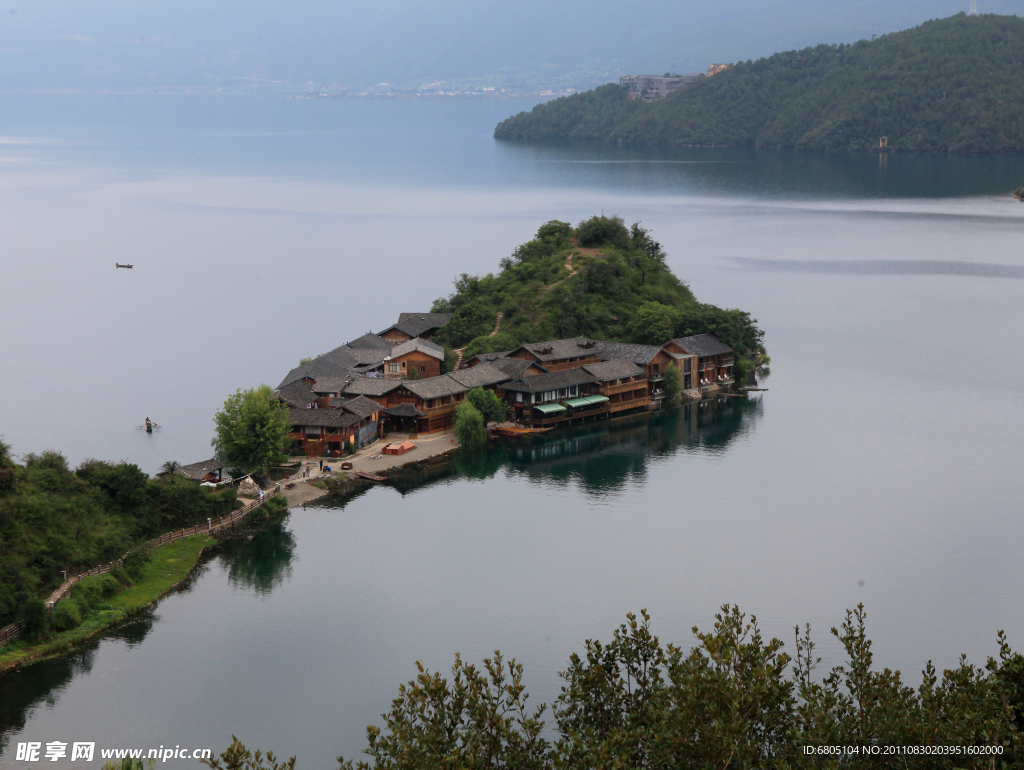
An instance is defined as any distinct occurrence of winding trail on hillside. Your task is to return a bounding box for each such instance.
[452,311,505,369]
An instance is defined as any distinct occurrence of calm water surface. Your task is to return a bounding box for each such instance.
[1,96,1023,767]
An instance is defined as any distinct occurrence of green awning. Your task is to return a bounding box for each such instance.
[565,395,610,408]
[534,403,566,414]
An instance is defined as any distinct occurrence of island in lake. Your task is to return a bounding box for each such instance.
[275,215,766,450]
[495,14,1024,154]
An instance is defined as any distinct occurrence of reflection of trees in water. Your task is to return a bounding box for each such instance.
[219,520,297,596]
[0,613,157,755]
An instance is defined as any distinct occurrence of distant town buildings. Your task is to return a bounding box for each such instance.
[619,72,706,101]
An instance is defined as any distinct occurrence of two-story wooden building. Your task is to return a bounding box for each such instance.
[579,359,650,415]
[595,342,674,398]
[662,333,735,392]
[383,337,445,380]
[502,368,606,427]
[287,395,385,456]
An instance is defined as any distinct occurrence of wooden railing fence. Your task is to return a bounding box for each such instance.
[0,490,279,650]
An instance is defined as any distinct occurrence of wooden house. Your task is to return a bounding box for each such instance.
[287,395,385,456]
[378,312,452,343]
[383,337,445,380]
[580,359,650,414]
[663,334,735,391]
[502,368,605,427]
[508,337,603,372]
[595,342,674,397]
[352,363,510,435]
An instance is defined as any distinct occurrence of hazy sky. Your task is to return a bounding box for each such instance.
[0,0,1018,91]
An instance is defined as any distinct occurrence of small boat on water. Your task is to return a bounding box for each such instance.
[354,471,387,482]
[492,425,553,438]
[116,263,134,269]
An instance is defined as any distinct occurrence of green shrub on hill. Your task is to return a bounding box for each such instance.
[432,217,763,362]
[0,447,237,629]
[495,14,1024,153]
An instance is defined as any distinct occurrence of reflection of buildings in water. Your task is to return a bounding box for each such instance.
[507,396,764,494]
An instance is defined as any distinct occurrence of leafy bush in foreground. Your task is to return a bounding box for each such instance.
[207,605,1024,769]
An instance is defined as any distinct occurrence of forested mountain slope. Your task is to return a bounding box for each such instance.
[494,14,1024,153]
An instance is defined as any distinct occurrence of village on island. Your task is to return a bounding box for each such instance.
[274,311,736,463]
[172,311,740,488]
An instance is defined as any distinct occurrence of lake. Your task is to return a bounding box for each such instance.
[1,95,1023,767]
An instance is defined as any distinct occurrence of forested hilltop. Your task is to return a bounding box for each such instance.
[495,14,1024,153]
[430,216,764,377]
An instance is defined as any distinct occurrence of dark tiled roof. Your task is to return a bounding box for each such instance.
[276,334,396,390]
[381,313,451,339]
[345,332,392,350]
[174,459,224,480]
[384,403,425,418]
[670,334,734,357]
[277,379,317,408]
[488,357,548,378]
[311,377,350,395]
[398,312,452,325]
[463,350,511,366]
[402,374,468,400]
[276,344,365,389]
[502,367,596,393]
[338,395,383,420]
[288,408,360,428]
[510,336,601,362]
[597,341,663,365]
[390,337,445,361]
[342,377,403,397]
[348,349,390,366]
[582,359,645,381]
[448,364,510,390]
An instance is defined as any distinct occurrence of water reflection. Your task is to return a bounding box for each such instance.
[498,140,1024,199]
[728,256,1024,279]
[383,397,762,498]
[219,520,297,596]
[505,396,762,494]
[0,615,156,755]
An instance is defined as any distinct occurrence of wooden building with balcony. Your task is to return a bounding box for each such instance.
[376,364,511,435]
[663,334,735,391]
[595,342,674,398]
[287,394,385,456]
[580,359,650,414]
[503,368,606,427]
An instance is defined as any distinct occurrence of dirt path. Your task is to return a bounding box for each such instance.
[538,249,588,301]
[452,310,505,369]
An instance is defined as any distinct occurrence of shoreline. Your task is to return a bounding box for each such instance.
[0,536,215,676]
[0,499,289,677]
[277,431,462,507]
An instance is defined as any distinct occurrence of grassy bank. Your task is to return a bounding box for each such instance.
[0,535,214,673]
